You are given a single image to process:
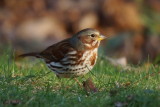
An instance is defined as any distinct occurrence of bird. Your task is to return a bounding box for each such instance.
[19,28,106,78]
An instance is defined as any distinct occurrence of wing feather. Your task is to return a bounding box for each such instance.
[39,39,75,63]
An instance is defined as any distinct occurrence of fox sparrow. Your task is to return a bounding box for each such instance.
[20,28,106,78]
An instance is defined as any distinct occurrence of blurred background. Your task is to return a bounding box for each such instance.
[0,0,160,65]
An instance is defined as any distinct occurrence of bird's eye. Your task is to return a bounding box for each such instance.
[90,34,96,37]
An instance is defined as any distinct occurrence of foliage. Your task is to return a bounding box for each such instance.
[0,49,160,107]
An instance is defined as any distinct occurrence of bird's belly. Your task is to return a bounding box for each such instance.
[47,64,94,78]
[46,49,97,78]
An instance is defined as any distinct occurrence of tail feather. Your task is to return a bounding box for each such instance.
[19,52,40,58]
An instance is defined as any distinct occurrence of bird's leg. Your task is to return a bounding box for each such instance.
[73,78,83,88]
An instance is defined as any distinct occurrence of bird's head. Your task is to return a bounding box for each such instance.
[74,28,106,49]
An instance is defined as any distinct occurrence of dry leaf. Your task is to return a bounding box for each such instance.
[122,82,131,87]
[82,78,98,93]
[4,100,21,105]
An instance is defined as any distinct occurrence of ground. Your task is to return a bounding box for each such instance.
[0,49,160,107]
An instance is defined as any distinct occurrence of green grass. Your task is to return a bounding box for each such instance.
[0,49,160,107]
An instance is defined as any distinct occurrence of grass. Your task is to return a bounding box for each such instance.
[0,48,160,107]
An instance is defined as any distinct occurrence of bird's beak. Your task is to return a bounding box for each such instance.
[97,35,107,41]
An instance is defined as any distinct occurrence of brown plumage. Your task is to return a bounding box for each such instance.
[20,28,106,78]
